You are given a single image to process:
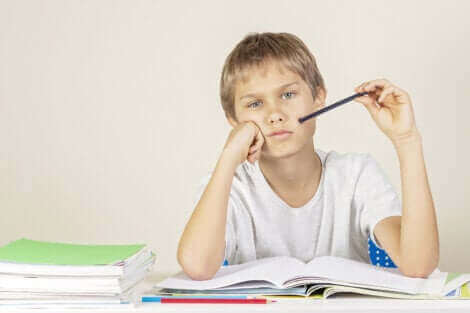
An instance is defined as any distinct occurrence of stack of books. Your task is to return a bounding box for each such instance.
[0,238,156,308]
[151,255,470,302]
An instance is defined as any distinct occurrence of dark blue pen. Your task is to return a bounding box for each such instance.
[298,92,368,124]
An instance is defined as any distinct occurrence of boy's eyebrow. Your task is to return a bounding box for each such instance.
[239,81,299,100]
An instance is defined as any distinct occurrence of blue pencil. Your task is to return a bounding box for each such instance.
[142,295,251,302]
[298,92,368,124]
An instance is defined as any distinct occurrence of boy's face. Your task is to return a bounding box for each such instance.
[228,59,326,159]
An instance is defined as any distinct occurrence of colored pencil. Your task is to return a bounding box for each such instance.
[298,92,368,123]
[159,298,274,304]
[141,295,249,302]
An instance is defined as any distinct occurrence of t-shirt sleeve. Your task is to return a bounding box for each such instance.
[353,154,402,250]
[190,172,237,264]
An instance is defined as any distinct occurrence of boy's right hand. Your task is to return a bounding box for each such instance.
[222,121,265,166]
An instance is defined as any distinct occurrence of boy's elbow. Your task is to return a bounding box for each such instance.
[401,268,430,278]
[177,249,219,281]
[184,266,217,281]
[399,260,439,278]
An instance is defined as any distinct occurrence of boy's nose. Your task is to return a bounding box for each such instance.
[267,111,287,124]
[269,115,284,124]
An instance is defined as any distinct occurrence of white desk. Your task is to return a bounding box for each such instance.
[3,272,470,313]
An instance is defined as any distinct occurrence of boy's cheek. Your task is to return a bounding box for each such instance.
[297,119,317,137]
[238,113,265,127]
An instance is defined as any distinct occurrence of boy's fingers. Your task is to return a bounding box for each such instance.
[362,98,380,117]
[252,147,262,161]
[252,149,262,162]
[354,87,380,114]
[377,86,396,104]
[258,133,265,148]
[248,146,258,155]
[255,129,265,148]
[248,141,262,155]
[249,136,258,151]
[355,82,368,93]
[356,79,391,94]
[248,131,264,162]
[353,91,376,105]
[380,86,410,104]
[249,132,262,151]
[364,79,391,93]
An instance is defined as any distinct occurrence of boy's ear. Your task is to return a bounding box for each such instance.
[314,87,327,108]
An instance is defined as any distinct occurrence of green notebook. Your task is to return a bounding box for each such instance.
[0,238,145,265]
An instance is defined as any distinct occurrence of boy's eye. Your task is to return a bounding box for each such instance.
[246,91,296,109]
[282,91,296,100]
[248,101,261,109]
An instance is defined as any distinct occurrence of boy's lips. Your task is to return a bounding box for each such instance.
[268,129,293,137]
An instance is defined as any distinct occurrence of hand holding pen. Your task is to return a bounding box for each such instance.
[298,79,419,147]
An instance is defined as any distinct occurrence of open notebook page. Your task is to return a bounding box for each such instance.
[289,256,447,295]
[156,256,305,290]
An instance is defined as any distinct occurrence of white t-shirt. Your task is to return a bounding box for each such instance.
[191,149,402,265]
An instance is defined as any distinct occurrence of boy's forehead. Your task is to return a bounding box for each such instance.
[235,60,301,96]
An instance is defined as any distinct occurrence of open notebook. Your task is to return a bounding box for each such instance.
[155,256,470,299]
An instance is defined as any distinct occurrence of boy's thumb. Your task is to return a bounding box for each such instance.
[361,101,379,118]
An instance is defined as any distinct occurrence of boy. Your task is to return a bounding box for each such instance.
[177,32,439,280]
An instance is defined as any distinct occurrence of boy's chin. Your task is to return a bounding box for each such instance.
[262,143,304,160]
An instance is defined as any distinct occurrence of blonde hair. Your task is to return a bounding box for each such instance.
[220,32,325,120]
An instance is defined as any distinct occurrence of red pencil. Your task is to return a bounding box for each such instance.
[160,298,274,304]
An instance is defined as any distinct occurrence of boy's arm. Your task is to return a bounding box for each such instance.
[177,122,264,280]
[177,152,238,280]
[355,79,439,278]
[375,133,439,277]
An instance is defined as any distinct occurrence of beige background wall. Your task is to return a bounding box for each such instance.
[1,0,469,274]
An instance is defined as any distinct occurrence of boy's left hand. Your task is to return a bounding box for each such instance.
[354,79,420,145]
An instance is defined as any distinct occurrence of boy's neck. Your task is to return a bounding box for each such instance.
[258,141,322,193]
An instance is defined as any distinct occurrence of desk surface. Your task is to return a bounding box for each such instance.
[2,272,470,313]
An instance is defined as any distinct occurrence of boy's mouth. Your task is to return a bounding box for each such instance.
[268,129,293,139]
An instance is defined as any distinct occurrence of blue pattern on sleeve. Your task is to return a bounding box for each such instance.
[368,237,397,268]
